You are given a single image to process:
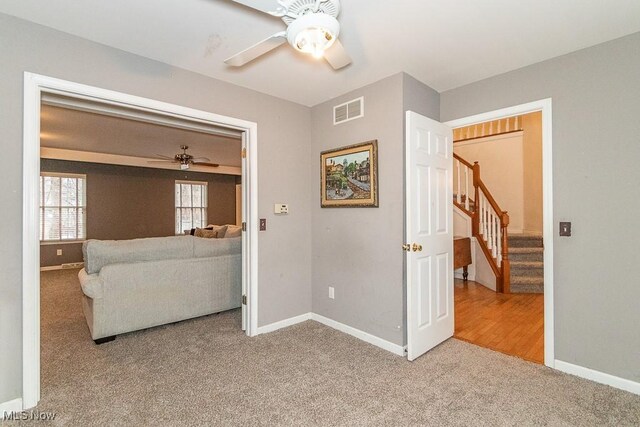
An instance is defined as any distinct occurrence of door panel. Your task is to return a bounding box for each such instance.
[406,111,454,361]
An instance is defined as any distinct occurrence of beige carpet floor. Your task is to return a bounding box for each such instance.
[4,269,639,426]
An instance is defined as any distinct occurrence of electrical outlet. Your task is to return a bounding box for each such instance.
[56,249,63,256]
[329,286,335,299]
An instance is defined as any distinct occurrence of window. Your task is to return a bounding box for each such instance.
[175,181,208,234]
[40,173,86,242]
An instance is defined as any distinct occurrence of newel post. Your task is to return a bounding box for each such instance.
[501,211,510,294]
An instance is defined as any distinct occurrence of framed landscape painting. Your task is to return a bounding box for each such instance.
[321,140,379,208]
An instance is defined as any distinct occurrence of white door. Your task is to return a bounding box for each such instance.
[405,111,454,361]
[241,135,247,332]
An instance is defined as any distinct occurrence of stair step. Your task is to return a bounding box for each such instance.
[511,283,544,294]
[509,247,544,262]
[510,261,544,277]
[510,275,544,294]
[508,234,543,248]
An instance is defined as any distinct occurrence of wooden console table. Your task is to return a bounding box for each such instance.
[454,237,472,281]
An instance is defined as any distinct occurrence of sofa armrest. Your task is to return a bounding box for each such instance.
[78,268,103,299]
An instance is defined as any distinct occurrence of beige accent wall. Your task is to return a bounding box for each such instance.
[522,112,543,234]
[454,133,526,233]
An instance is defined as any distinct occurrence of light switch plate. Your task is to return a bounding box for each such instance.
[559,222,571,237]
[260,218,267,231]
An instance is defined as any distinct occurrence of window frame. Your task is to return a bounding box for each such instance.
[39,172,87,243]
[175,180,208,234]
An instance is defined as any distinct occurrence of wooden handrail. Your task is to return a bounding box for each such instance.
[453,153,474,169]
[455,153,511,293]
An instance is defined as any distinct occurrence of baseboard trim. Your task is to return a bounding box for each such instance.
[311,313,406,356]
[40,262,84,272]
[256,312,312,335]
[554,360,640,395]
[0,397,23,414]
[256,312,405,357]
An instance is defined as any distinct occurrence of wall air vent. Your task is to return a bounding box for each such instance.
[333,97,364,125]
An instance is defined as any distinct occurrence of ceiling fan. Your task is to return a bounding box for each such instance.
[149,145,219,170]
[225,0,351,70]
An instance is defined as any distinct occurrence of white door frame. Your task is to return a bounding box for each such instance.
[444,98,554,368]
[22,72,260,409]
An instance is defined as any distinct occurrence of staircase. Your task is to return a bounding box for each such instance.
[453,153,511,293]
[509,235,544,293]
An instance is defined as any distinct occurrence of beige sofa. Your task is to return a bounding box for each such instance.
[79,235,241,343]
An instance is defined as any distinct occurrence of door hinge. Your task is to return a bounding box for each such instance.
[242,222,246,231]
[241,148,247,158]
[242,295,247,305]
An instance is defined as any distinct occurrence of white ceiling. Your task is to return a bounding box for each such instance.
[2,0,640,106]
[41,105,242,167]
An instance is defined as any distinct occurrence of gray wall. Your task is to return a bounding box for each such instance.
[40,159,238,267]
[0,13,312,403]
[441,32,640,382]
[310,73,439,346]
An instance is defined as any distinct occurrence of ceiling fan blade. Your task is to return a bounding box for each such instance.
[324,39,352,70]
[225,32,287,67]
[228,0,287,16]
[192,162,220,168]
[191,157,211,162]
[147,160,176,164]
[154,154,175,160]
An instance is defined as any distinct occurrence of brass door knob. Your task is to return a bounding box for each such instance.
[412,243,423,252]
[402,244,411,252]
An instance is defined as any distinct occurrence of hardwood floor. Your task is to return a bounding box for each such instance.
[454,279,544,364]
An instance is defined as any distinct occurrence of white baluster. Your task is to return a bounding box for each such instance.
[497,219,502,266]
[493,216,500,259]
[506,117,511,132]
[478,191,487,239]
[515,115,519,131]
[456,160,461,204]
[487,208,493,250]
[483,195,488,239]
[464,167,470,211]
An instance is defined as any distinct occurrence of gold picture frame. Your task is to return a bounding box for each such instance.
[321,140,379,208]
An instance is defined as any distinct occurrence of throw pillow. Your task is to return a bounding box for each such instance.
[194,228,218,239]
[205,224,229,237]
[224,225,242,238]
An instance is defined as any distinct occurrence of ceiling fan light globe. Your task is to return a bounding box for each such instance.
[287,13,339,57]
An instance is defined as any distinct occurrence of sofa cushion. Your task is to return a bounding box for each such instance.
[206,224,229,237]
[83,235,195,274]
[224,225,242,238]
[193,236,242,258]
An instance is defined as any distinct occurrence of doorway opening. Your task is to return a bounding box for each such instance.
[445,99,553,367]
[22,73,259,409]
[405,99,553,367]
